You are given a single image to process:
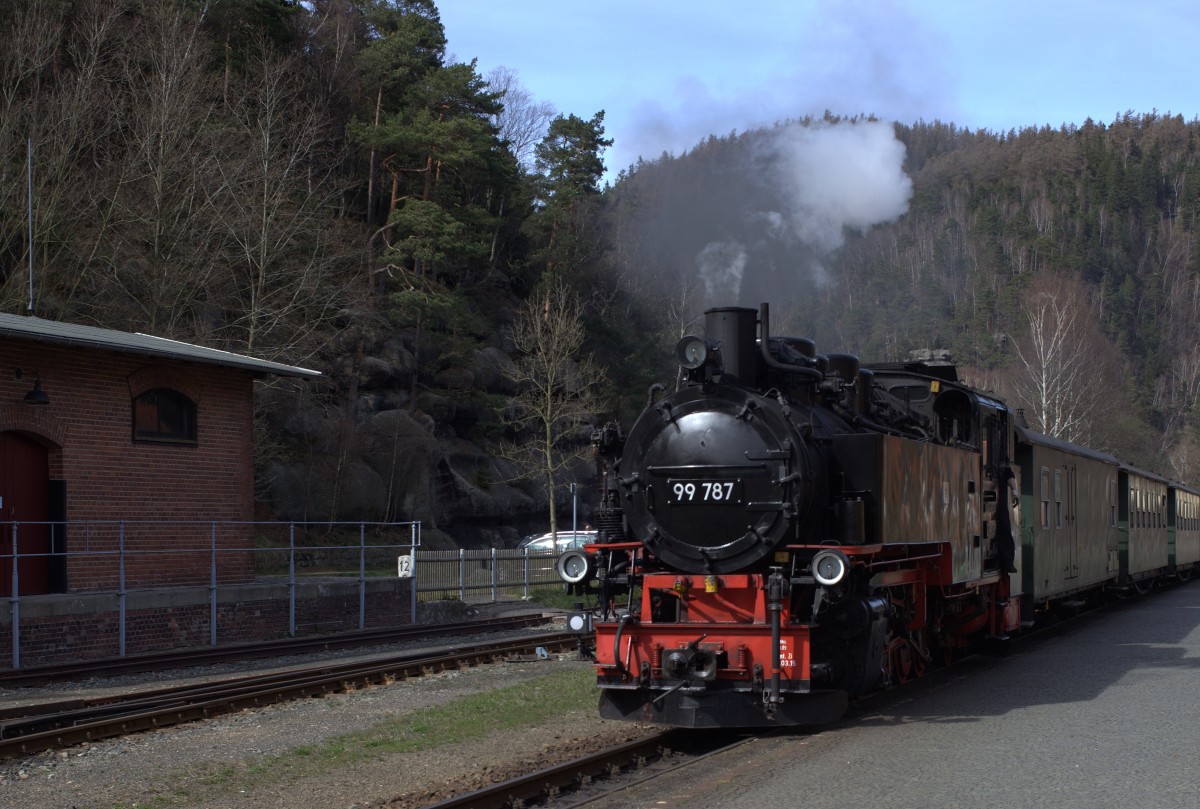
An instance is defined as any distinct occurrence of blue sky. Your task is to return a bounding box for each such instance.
[439,0,1200,180]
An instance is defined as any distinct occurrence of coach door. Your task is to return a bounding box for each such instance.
[1059,464,1079,579]
[0,431,51,597]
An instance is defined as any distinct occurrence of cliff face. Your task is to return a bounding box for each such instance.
[257,326,595,550]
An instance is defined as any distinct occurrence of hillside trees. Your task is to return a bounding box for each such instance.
[531,112,612,282]
[8,0,1200,523]
[601,114,1200,480]
[0,0,352,350]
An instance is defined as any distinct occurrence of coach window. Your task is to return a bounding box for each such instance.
[1053,470,1063,529]
[133,388,197,444]
[1040,468,1050,529]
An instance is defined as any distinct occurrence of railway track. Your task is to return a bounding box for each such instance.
[0,614,552,687]
[416,729,758,809]
[0,631,580,760]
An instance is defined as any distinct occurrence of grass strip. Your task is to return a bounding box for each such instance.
[129,665,596,807]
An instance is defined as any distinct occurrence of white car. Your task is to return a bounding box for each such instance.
[518,530,597,553]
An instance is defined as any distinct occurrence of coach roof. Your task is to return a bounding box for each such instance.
[0,313,321,379]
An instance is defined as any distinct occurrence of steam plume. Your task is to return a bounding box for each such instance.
[693,119,912,304]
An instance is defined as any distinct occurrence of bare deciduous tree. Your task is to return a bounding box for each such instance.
[501,281,605,537]
[101,3,226,336]
[213,40,348,355]
[1007,273,1111,445]
[486,66,554,170]
[0,0,125,316]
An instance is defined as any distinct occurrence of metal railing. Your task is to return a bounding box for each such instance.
[1,520,571,669]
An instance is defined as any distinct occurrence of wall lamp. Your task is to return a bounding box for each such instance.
[23,373,49,405]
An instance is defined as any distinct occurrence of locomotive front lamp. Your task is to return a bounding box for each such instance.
[676,336,709,369]
[811,549,850,587]
[556,549,594,584]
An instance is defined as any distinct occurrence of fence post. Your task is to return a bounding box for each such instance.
[409,522,417,624]
[459,549,466,601]
[10,524,19,670]
[523,548,530,600]
[210,523,218,646]
[118,521,126,658]
[288,523,296,637]
[359,522,366,631]
[491,547,498,602]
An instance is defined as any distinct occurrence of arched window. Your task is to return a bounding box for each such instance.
[133,388,196,444]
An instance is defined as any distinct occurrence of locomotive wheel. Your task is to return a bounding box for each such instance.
[886,636,928,684]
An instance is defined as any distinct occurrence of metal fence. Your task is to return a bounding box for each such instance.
[412,547,571,602]
[1,519,569,668]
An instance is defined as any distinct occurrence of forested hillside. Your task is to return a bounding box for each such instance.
[611,113,1200,478]
[3,1,1199,546]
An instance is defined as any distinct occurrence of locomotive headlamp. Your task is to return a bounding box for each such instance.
[556,550,594,584]
[811,549,850,587]
[676,335,709,369]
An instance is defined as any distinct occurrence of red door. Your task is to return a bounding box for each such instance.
[0,432,50,596]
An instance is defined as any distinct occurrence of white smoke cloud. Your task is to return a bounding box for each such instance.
[692,119,912,305]
[768,120,913,253]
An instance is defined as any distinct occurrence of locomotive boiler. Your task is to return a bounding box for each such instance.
[559,304,1024,727]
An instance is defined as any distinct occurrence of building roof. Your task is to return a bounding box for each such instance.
[0,313,321,378]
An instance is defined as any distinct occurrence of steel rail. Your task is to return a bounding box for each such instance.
[0,615,552,687]
[418,730,758,809]
[0,632,580,760]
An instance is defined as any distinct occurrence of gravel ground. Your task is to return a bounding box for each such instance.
[0,605,656,809]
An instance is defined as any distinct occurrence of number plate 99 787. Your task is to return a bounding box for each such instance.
[667,479,743,505]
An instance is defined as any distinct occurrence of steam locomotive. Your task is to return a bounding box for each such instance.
[556,304,1200,728]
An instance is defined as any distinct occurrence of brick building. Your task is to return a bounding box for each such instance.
[0,313,319,596]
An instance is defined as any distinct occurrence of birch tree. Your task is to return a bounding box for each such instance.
[1008,274,1110,444]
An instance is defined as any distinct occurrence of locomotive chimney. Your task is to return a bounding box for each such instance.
[705,307,759,385]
